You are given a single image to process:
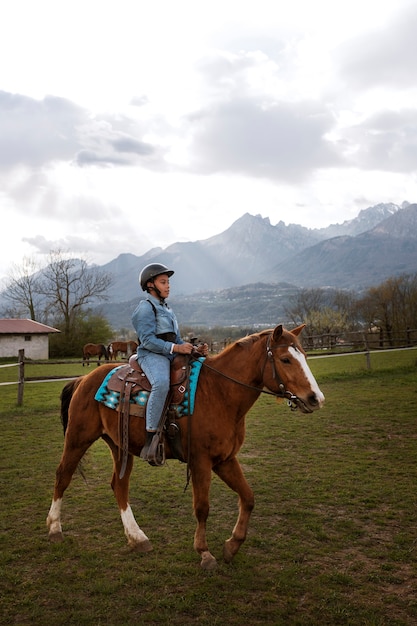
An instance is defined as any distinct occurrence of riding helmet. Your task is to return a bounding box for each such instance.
[139,263,174,291]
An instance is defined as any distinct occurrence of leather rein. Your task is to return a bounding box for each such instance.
[191,332,302,411]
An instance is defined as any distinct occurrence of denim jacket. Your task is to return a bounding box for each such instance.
[131,294,183,360]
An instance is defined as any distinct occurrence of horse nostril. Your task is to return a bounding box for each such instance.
[310,392,325,408]
[309,394,319,407]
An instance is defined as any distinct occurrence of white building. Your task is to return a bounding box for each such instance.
[0,319,60,359]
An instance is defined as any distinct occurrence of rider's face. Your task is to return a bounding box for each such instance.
[150,274,170,299]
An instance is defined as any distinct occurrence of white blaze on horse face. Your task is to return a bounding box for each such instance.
[289,346,325,407]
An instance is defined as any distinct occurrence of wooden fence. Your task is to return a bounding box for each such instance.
[0,349,130,406]
[2,329,417,405]
[303,327,417,351]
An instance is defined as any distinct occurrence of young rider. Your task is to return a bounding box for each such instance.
[131,263,196,461]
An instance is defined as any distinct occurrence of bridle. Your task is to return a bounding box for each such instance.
[191,332,304,412]
[264,333,302,411]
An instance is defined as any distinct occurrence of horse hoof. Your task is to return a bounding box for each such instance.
[200,551,217,570]
[130,539,153,553]
[48,531,64,543]
[223,538,240,563]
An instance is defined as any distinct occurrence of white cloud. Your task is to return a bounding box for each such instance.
[0,0,417,280]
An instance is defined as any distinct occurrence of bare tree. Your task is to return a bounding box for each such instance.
[284,288,328,325]
[357,273,417,345]
[39,250,113,339]
[304,307,348,336]
[2,257,44,320]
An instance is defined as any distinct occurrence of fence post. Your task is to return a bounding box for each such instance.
[362,334,371,370]
[17,349,25,406]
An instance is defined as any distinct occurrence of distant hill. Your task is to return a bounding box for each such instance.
[99,282,301,331]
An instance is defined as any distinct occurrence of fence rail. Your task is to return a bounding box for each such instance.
[2,325,417,405]
[303,327,417,351]
[1,349,130,405]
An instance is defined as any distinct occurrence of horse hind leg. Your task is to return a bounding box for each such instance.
[213,457,255,564]
[46,440,92,542]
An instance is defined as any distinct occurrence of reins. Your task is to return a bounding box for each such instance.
[191,333,300,409]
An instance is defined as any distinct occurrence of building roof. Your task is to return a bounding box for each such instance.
[0,319,60,334]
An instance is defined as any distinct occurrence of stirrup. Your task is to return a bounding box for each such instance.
[140,432,155,460]
[140,432,165,466]
[146,435,165,466]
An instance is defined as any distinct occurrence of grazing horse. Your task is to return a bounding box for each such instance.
[82,343,109,366]
[108,340,138,360]
[47,324,324,569]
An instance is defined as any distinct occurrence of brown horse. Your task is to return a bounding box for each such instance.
[108,340,138,360]
[47,324,324,569]
[82,343,109,366]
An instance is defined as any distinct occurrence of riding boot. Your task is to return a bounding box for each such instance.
[140,431,156,460]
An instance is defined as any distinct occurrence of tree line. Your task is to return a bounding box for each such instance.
[284,273,417,345]
[2,250,417,356]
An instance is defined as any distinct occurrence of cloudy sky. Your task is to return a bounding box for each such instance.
[1,0,416,282]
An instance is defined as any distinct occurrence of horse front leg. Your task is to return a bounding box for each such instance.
[213,457,255,564]
[108,445,152,553]
[191,460,218,570]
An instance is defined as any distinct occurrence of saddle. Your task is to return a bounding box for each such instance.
[106,353,189,410]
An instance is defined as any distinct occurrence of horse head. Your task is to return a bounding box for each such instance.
[262,324,325,414]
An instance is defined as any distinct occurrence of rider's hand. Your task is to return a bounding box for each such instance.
[174,342,194,354]
[196,342,209,356]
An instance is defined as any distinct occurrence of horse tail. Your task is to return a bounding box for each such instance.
[100,344,109,360]
[60,378,82,435]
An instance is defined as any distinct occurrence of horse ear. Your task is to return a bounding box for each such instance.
[291,324,306,336]
[273,324,283,342]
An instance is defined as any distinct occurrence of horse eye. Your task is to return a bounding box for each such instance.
[280,357,291,364]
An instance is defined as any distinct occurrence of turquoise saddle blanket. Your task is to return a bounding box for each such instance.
[94,357,205,416]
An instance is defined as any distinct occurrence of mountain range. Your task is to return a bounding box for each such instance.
[2,201,416,330]
[101,201,415,297]
[94,201,417,329]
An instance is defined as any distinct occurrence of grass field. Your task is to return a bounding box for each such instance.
[1,349,416,625]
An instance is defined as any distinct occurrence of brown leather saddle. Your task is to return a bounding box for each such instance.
[106,353,190,416]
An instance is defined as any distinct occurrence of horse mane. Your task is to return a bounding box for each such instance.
[237,329,272,346]
[210,329,272,361]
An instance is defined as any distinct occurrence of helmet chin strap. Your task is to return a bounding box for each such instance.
[148,283,165,302]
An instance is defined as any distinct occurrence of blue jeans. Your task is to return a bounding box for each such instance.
[138,352,170,431]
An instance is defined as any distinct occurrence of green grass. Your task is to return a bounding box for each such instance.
[0,350,416,624]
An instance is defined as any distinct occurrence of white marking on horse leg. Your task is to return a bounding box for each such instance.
[289,347,325,406]
[46,498,63,541]
[200,550,218,570]
[120,505,153,552]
